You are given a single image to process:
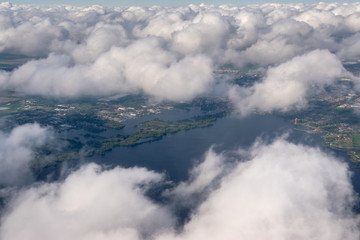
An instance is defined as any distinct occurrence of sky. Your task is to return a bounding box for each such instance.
[2,0,360,7]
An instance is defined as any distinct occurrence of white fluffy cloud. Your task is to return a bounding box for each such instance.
[230,49,345,114]
[159,138,360,240]
[0,123,52,186]
[1,138,359,240]
[0,164,173,240]
[0,2,360,104]
[5,39,213,100]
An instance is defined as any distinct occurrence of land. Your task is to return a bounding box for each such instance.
[280,59,360,163]
[0,89,231,168]
[93,112,226,155]
[0,93,170,130]
[2,56,360,169]
[219,60,360,164]
[0,53,34,71]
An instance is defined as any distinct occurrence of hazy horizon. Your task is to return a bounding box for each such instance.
[2,0,360,7]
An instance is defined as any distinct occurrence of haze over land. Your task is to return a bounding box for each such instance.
[1,2,360,240]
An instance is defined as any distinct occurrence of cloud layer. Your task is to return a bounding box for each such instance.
[1,138,359,240]
[0,2,360,111]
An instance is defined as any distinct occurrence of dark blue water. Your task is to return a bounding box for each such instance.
[42,113,360,199]
[87,114,324,182]
[22,112,360,220]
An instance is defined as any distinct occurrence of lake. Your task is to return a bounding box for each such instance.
[37,112,360,191]
[88,113,326,182]
[23,112,360,218]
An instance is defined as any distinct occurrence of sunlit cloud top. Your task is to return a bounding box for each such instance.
[0,2,360,114]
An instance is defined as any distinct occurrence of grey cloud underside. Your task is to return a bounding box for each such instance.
[0,3,360,111]
[1,138,359,240]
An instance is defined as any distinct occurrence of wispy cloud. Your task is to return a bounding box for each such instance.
[0,123,52,186]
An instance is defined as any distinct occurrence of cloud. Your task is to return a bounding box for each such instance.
[63,22,129,64]
[170,12,230,56]
[164,147,227,210]
[0,3,359,103]
[0,123,52,186]
[170,147,225,198]
[0,164,173,240]
[158,138,360,240]
[338,33,360,60]
[240,36,303,66]
[1,138,359,240]
[5,38,214,101]
[229,49,345,114]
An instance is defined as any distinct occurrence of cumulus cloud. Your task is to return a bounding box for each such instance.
[1,138,359,240]
[170,12,230,56]
[158,138,360,240]
[338,33,360,60]
[0,2,359,104]
[0,123,52,186]
[0,164,173,240]
[229,49,345,114]
[4,39,213,100]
